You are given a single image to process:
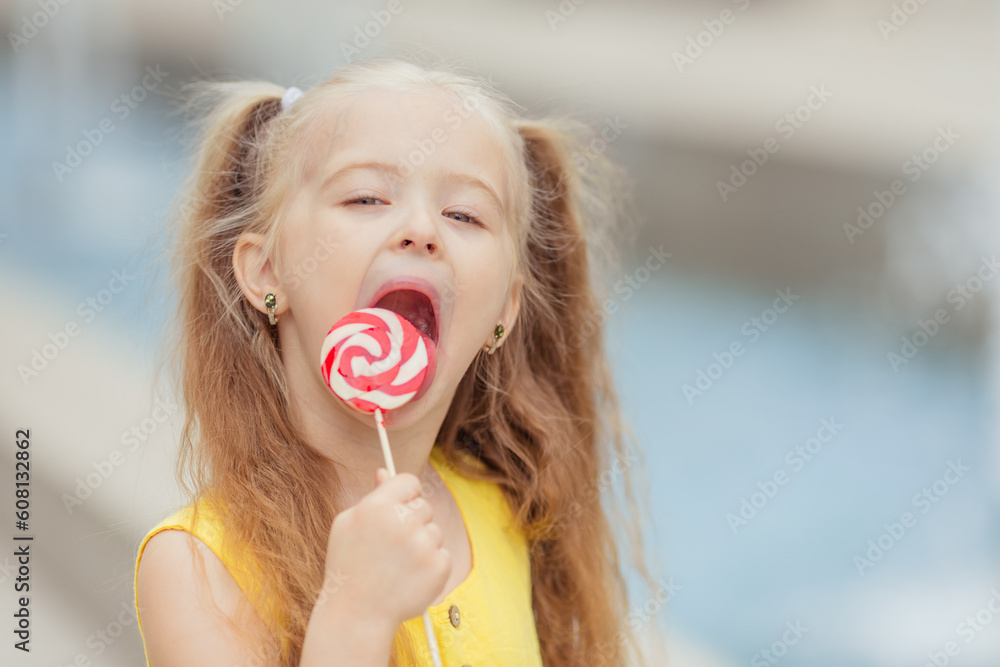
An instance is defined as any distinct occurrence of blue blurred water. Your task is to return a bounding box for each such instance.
[609,273,997,666]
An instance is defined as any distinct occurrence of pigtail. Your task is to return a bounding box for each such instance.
[514,120,617,664]
[172,80,289,502]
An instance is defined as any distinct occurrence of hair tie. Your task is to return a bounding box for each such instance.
[281,86,303,112]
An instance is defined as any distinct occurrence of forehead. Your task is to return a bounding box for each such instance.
[308,87,510,198]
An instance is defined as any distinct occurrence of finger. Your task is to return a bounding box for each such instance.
[399,496,433,524]
[378,472,424,503]
[424,521,443,548]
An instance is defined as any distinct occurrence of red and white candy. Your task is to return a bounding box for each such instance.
[320,307,435,413]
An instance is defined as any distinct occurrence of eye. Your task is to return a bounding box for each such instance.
[345,193,388,206]
[445,208,484,227]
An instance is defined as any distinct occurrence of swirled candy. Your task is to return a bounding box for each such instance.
[320,308,435,413]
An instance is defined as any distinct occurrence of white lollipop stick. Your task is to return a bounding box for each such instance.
[374,407,443,667]
[374,407,397,477]
[422,612,443,667]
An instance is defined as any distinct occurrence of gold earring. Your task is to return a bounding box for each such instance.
[486,323,504,355]
[264,293,278,325]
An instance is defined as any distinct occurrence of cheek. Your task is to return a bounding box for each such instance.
[454,246,511,326]
[278,207,374,294]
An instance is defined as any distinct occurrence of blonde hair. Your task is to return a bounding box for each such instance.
[163,56,659,666]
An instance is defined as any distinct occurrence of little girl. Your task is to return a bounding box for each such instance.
[134,57,655,667]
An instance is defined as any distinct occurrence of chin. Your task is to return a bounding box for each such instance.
[380,371,456,428]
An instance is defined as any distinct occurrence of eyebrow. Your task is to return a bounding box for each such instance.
[321,160,402,191]
[321,160,505,215]
[441,171,505,216]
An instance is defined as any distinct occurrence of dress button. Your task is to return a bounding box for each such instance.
[449,604,461,627]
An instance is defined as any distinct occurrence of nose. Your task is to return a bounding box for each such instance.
[393,206,441,256]
[401,237,436,254]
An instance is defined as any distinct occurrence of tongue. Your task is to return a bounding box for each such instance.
[374,290,436,343]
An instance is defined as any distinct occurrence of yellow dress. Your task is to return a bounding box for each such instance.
[133,444,544,666]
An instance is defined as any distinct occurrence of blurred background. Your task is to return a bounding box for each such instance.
[1,0,998,665]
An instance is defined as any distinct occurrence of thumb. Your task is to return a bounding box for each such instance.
[375,467,387,486]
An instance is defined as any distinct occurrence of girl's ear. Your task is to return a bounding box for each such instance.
[233,232,284,318]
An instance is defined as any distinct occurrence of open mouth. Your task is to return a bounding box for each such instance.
[372,289,438,345]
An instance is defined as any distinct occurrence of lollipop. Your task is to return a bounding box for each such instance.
[320,307,435,414]
[320,306,443,666]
